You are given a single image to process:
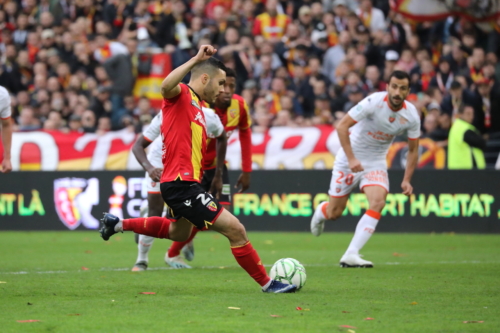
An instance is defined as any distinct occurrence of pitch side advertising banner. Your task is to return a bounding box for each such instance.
[0,127,446,171]
[0,170,498,233]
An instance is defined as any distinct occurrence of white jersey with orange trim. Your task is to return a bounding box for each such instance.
[0,86,12,120]
[335,92,421,169]
[142,107,225,168]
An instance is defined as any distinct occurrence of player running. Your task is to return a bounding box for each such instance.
[164,67,253,267]
[0,86,12,173]
[100,45,296,293]
[310,71,420,268]
[130,107,227,271]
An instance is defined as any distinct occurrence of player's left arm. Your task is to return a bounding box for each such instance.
[402,137,420,196]
[1,117,12,173]
[236,100,252,193]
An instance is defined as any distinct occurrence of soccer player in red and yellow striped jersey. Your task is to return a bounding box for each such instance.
[166,68,254,261]
[99,45,296,293]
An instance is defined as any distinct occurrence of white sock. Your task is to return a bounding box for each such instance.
[345,210,380,255]
[261,279,272,291]
[114,220,123,232]
[137,235,155,263]
[316,202,328,220]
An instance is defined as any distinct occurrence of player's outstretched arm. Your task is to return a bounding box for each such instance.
[160,45,218,99]
[210,130,228,199]
[132,135,162,182]
[401,138,419,196]
[1,117,12,173]
[337,114,364,173]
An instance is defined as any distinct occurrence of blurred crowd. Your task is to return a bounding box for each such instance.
[1,0,500,148]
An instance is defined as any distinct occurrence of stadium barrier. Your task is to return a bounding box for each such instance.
[0,170,499,233]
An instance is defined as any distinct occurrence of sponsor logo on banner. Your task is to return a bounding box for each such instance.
[54,178,100,230]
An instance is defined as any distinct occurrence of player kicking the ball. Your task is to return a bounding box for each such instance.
[100,45,296,293]
[310,71,420,268]
[130,106,227,271]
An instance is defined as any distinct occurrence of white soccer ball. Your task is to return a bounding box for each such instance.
[269,258,307,290]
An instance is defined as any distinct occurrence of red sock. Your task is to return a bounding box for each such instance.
[231,241,270,287]
[168,228,199,257]
[122,216,171,239]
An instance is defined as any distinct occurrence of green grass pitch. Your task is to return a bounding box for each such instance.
[0,231,498,332]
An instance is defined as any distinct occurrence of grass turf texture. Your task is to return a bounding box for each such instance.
[0,231,498,333]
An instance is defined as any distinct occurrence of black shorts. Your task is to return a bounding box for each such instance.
[201,165,231,205]
[160,181,224,230]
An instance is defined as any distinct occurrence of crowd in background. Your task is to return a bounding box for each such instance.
[1,0,500,151]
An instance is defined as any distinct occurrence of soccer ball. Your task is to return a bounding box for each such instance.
[269,258,307,290]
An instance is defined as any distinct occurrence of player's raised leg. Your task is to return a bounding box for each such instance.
[209,209,297,293]
[311,196,349,236]
[340,185,387,268]
[311,168,360,236]
[132,193,165,271]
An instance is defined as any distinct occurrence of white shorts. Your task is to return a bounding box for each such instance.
[145,171,161,193]
[328,166,389,197]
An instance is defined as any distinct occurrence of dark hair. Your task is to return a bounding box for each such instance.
[224,67,236,78]
[191,57,227,78]
[450,80,462,90]
[388,70,410,85]
[458,104,474,114]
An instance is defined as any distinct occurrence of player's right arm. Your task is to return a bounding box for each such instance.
[337,114,363,172]
[338,97,374,172]
[132,135,162,181]
[132,113,162,181]
[1,117,12,173]
[160,45,218,99]
[1,90,12,173]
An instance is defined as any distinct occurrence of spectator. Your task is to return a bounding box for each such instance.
[68,114,83,132]
[90,86,112,119]
[81,110,97,133]
[441,80,476,121]
[474,78,500,135]
[332,0,349,32]
[448,105,486,169]
[323,30,351,83]
[365,65,386,92]
[97,116,112,135]
[252,0,291,41]
[17,107,41,131]
[465,47,485,84]
[343,85,364,112]
[430,58,454,95]
[356,0,386,33]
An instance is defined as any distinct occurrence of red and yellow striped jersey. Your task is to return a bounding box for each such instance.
[204,94,252,171]
[160,83,207,183]
[252,12,291,39]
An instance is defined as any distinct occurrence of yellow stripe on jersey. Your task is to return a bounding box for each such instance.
[242,100,252,130]
[226,99,240,128]
[190,122,203,181]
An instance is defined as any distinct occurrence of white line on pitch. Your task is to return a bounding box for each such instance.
[0,260,497,275]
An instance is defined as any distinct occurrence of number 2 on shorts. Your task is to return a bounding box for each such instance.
[336,171,354,185]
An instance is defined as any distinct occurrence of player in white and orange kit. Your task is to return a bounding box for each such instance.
[0,86,12,173]
[310,71,421,267]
